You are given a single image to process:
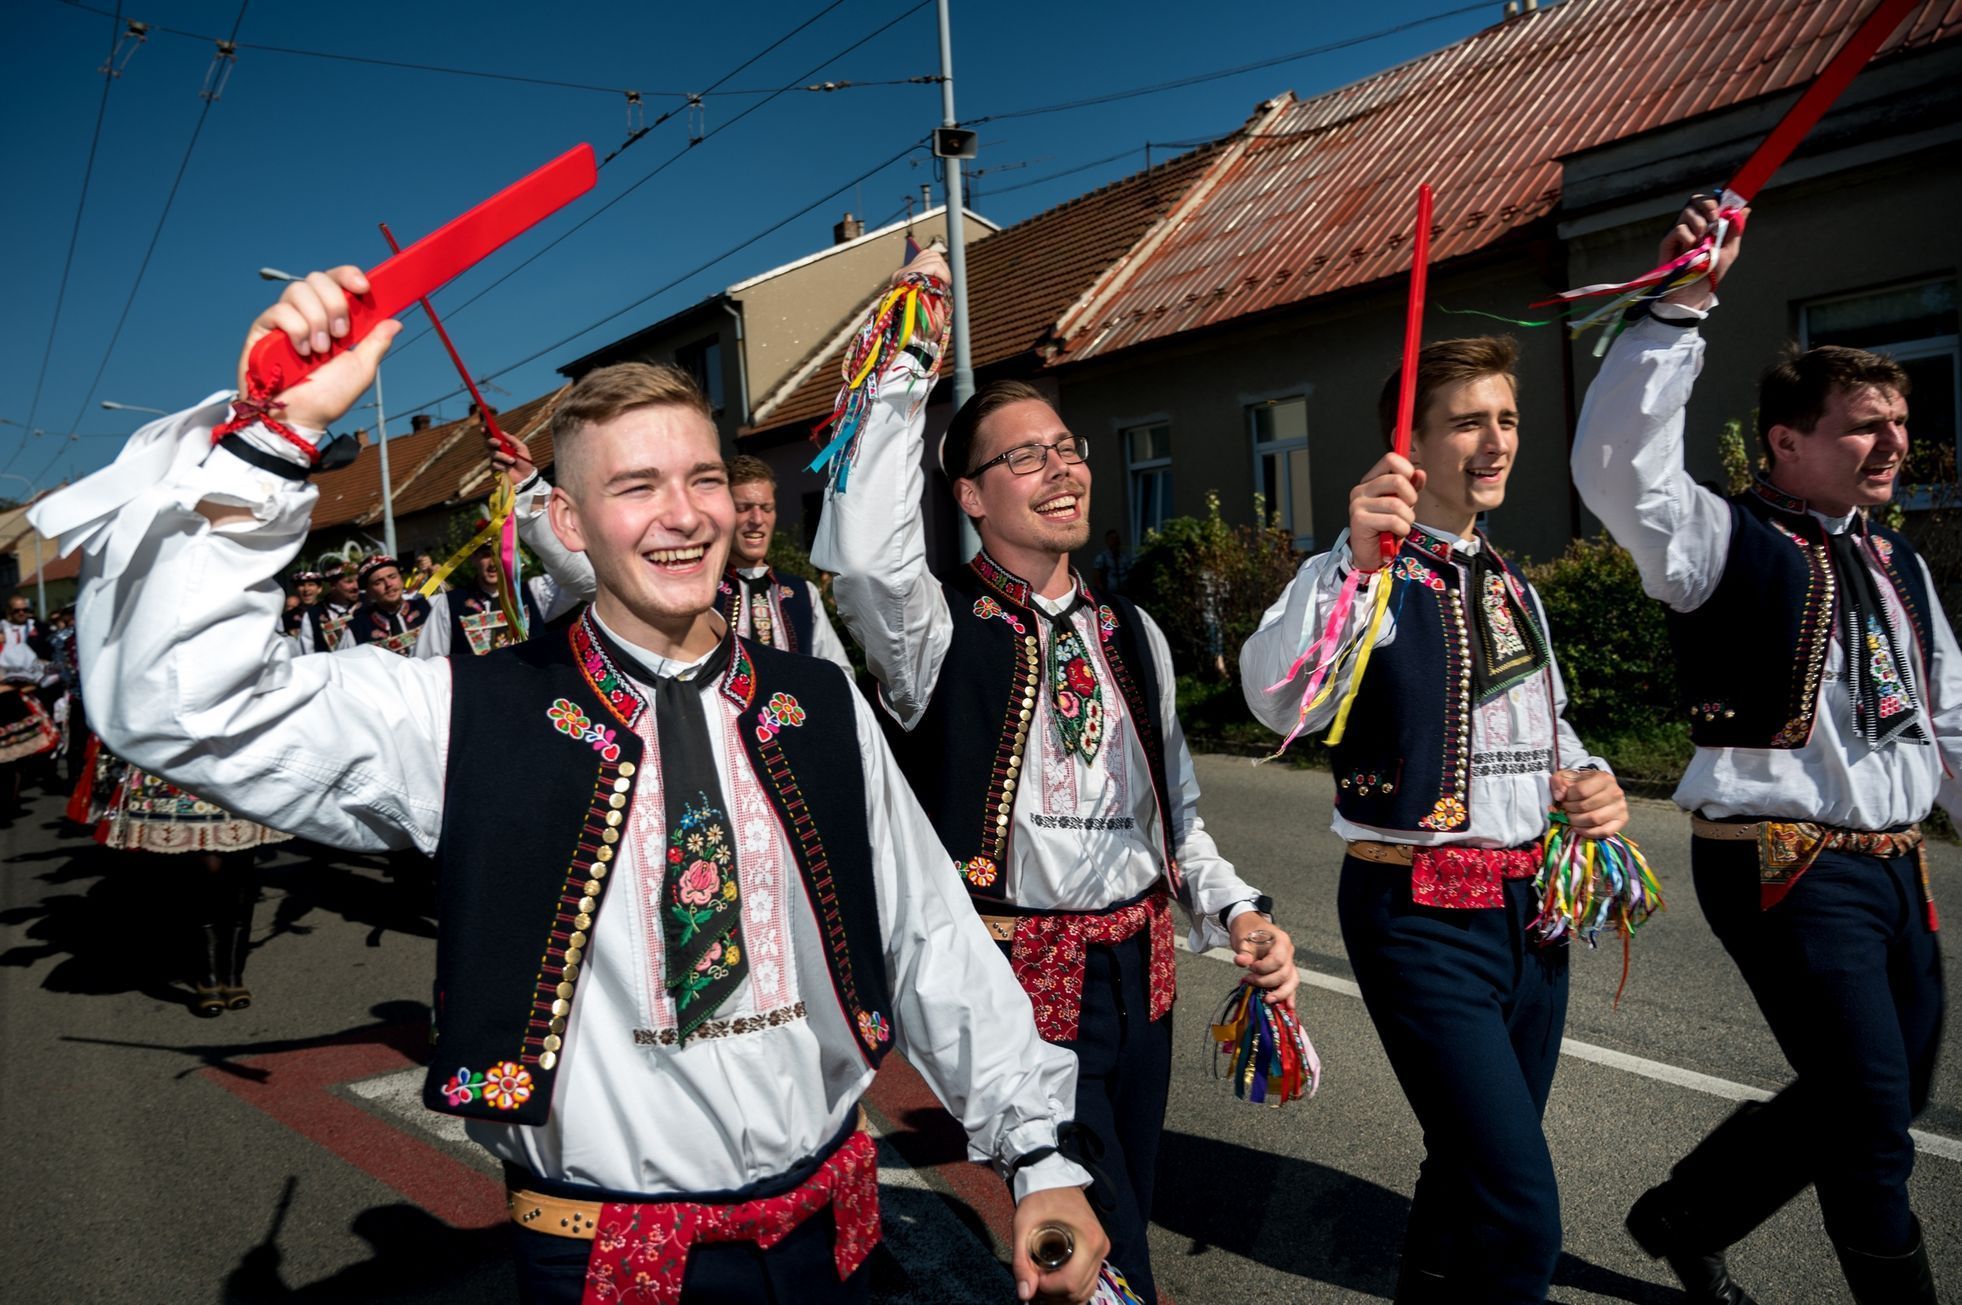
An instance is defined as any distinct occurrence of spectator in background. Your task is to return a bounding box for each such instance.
[1094,528,1134,596]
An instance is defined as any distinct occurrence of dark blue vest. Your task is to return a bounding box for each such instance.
[882,552,1179,903]
[718,568,817,655]
[427,609,894,1126]
[1665,482,1935,748]
[350,594,433,651]
[1327,532,1549,835]
[448,581,544,656]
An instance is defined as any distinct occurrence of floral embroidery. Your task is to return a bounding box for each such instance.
[1481,574,1527,660]
[1097,604,1119,640]
[571,615,647,727]
[1008,891,1175,1042]
[1871,535,1895,565]
[962,855,999,888]
[1338,768,1395,796]
[754,691,807,743]
[1048,626,1105,762]
[442,1062,533,1111]
[548,697,621,762]
[719,640,757,709]
[856,1009,891,1046]
[666,797,739,1013]
[1392,556,1447,591]
[1867,615,1912,720]
[1418,795,1469,831]
[972,595,1028,636]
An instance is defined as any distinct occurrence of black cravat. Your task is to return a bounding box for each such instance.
[1464,547,1549,704]
[1041,594,1105,764]
[618,635,749,1042]
[741,573,777,648]
[1828,526,1924,746]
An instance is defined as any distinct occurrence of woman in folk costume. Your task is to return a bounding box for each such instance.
[1241,338,1633,1304]
[35,263,1109,1304]
[0,592,62,811]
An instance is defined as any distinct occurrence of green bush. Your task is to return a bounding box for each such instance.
[1130,491,1300,685]
[1523,536,1677,742]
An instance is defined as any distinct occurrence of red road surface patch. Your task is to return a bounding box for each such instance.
[200,1020,505,1230]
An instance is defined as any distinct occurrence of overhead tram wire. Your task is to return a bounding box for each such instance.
[386,136,929,427]
[960,0,1493,127]
[40,0,251,490]
[385,0,932,365]
[8,0,123,477]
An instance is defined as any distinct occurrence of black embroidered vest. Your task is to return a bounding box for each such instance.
[351,594,433,654]
[1665,482,1934,748]
[883,552,1179,902]
[448,581,544,657]
[716,568,816,655]
[427,609,895,1126]
[1327,532,1549,835]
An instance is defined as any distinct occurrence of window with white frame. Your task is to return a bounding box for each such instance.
[1801,279,1958,499]
[1249,395,1314,549]
[1124,422,1173,541]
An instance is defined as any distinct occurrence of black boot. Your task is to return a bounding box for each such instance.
[192,922,227,1017]
[219,861,257,1011]
[1625,1185,1756,1305]
[1393,1260,1450,1304]
[1834,1216,1937,1305]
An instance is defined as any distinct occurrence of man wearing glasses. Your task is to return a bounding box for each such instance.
[814,249,1297,1303]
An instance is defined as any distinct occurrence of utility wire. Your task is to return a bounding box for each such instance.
[44,0,250,487]
[7,0,122,477]
[962,0,1493,126]
[387,0,931,361]
[389,137,928,426]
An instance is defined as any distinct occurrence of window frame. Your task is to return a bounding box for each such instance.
[1120,418,1174,543]
[1247,391,1315,551]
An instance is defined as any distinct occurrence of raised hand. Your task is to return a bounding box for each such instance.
[890,243,952,339]
[1660,194,1749,311]
[1347,451,1424,570]
[236,266,400,434]
[489,426,537,487]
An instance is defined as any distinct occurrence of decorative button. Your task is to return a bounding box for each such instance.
[608,793,627,810]
[556,982,575,1000]
[539,1050,559,1071]
[574,913,593,930]
[602,828,620,844]
[1024,636,1037,650]
[592,863,610,880]
[563,962,581,983]
[584,879,603,896]
[1008,756,1021,772]
[613,778,631,794]
[996,813,1010,827]
[543,1034,563,1052]
[618,762,636,777]
[1019,708,1032,723]
[597,846,615,864]
[565,947,584,967]
[578,896,597,914]
[606,811,623,828]
[549,1017,567,1035]
[569,931,589,949]
[551,998,571,1017]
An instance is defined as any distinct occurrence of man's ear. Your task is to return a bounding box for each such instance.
[548,485,589,555]
[952,475,985,524]
[1766,422,1803,465]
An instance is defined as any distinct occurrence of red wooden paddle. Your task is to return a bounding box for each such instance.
[1384,182,1435,563]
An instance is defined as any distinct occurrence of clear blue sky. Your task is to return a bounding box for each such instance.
[2,0,1499,490]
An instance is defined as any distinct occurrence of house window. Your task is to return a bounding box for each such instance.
[1249,395,1313,549]
[676,337,725,414]
[1124,422,1173,541]
[1801,279,1958,497]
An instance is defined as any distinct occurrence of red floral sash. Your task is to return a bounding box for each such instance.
[1008,889,1176,1042]
[582,1130,878,1303]
[1409,845,1541,910]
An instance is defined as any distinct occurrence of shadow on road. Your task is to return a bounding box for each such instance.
[63,999,433,1082]
[223,1182,513,1303]
[1154,1131,1675,1303]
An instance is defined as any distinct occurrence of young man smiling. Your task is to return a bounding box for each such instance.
[1240,336,1626,1304]
[36,264,1108,1305]
[814,249,1298,1304]
[1573,198,1953,1305]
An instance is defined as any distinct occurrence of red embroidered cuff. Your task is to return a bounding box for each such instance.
[211,396,319,464]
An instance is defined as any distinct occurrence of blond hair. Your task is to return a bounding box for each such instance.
[551,362,716,490]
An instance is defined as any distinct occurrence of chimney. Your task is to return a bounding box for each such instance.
[468,401,497,420]
[410,414,433,432]
[921,183,933,213]
[354,428,371,447]
[833,211,864,244]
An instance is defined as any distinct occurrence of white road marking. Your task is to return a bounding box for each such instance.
[1182,940,1962,1164]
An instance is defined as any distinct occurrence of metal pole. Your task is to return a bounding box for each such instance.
[372,364,398,557]
[936,0,981,560]
[33,531,44,617]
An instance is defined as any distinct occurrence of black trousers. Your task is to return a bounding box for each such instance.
[510,1204,866,1305]
[1683,837,1945,1254]
[1007,930,1173,1304]
[1338,857,1569,1304]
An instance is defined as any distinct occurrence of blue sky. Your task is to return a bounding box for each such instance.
[2,0,1499,490]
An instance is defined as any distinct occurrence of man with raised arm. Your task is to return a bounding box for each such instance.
[1572,197,1949,1305]
[812,248,1299,1304]
[1240,337,1627,1304]
[35,265,1107,1305]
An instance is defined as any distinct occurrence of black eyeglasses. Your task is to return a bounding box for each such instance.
[966,434,1090,478]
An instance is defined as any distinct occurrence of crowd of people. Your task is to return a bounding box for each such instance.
[15,189,1950,1305]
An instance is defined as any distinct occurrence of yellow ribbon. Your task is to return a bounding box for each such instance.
[418,477,520,609]
[1324,565,1396,745]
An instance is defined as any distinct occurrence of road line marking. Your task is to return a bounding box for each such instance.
[1181,940,1962,1164]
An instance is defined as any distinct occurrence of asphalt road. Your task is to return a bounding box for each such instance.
[2,756,1956,1304]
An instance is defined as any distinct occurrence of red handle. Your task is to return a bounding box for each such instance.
[1384,183,1435,563]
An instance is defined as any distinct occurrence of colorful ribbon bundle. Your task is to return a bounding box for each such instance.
[807,271,951,493]
[1533,0,1914,355]
[1090,1263,1149,1304]
[1264,183,1433,756]
[1208,982,1321,1107]
[1532,809,1665,1003]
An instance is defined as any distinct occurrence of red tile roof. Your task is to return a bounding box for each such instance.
[1056,0,1962,361]
[747,140,1229,434]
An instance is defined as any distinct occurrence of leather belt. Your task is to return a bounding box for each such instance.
[1689,817,1763,841]
[977,915,1017,941]
[1346,840,1416,865]
[510,1109,870,1240]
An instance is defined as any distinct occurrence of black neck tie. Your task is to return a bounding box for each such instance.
[1042,594,1104,763]
[1464,547,1549,704]
[1827,527,1924,746]
[742,573,777,647]
[619,634,750,1043]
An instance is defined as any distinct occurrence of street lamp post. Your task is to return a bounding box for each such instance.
[0,473,47,615]
[260,267,397,555]
[99,401,168,416]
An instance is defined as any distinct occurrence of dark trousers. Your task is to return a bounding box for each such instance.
[1008,931,1173,1304]
[1684,838,1945,1254]
[510,1204,865,1304]
[1338,856,1569,1303]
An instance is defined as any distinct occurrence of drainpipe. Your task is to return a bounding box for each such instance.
[721,299,750,431]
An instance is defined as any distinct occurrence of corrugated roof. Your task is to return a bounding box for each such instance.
[1058,0,1962,361]
[747,140,1230,434]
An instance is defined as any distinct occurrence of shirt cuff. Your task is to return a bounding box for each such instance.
[1652,297,1714,323]
[1013,1153,1095,1201]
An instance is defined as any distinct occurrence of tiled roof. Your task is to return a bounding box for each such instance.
[1058,0,1962,361]
[27,549,80,584]
[746,140,1230,435]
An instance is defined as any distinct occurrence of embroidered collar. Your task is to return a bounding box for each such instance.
[1750,477,1810,516]
[571,611,649,728]
[1410,522,1482,561]
[970,549,1091,611]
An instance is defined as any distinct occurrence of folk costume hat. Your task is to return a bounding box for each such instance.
[358,554,401,585]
